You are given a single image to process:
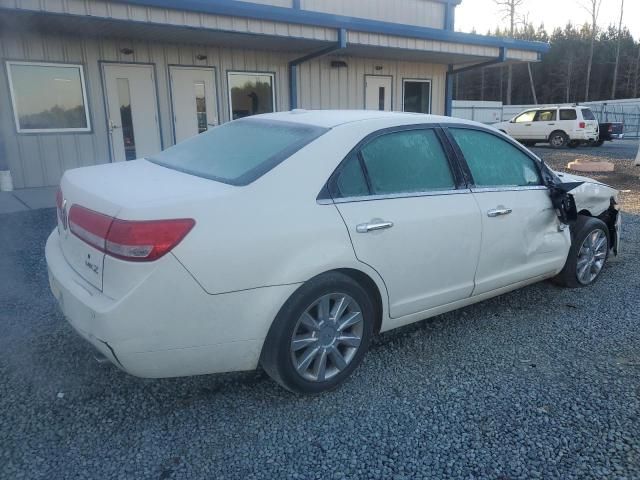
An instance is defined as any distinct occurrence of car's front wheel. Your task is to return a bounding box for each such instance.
[554,216,610,288]
[261,272,375,394]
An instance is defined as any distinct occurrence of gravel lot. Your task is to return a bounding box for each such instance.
[1,144,639,479]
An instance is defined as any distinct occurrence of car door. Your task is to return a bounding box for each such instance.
[446,126,570,295]
[330,127,482,319]
[506,110,536,140]
[532,108,558,140]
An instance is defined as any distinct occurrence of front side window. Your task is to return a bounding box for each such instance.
[227,72,275,120]
[148,119,326,185]
[560,109,578,121]
[534,109,557,122]
[6,61,91,133]
[449,128,542,188]
[581,108,596,120]
[403,80,432,114]
[514,111,536,123]
[357,129,455,195]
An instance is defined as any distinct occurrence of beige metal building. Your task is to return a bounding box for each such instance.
[0,0,548,189]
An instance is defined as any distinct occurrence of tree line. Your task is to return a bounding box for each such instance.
[455,17,640,105]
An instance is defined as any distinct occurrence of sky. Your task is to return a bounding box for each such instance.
[456,0,640,41]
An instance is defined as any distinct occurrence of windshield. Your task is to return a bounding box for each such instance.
[148,119,328,185]
[581,109,596,121]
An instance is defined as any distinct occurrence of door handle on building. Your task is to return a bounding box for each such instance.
[108,120,121,133]
[487,207,513,217]
[356,221,394,233]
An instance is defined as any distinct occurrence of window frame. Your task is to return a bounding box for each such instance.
[5,60,92,134]
[402,78,432,114]
[322,124,467,203]
[226,70,276,121]
[442,124,549,192]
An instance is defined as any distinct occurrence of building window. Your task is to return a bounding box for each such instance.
[6,61,91,133]
[403,79,432,114]
[227,72,275,120]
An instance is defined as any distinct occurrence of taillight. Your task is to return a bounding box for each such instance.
[106,218,195,261]
[68,205,194,262]
[579,122,586,129]
[608,125,613,132]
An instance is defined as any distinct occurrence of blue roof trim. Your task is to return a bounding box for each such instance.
[114,0,549,54]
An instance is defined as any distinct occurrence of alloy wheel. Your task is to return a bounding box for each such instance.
[290,293,364,382]
[576,229,608,285]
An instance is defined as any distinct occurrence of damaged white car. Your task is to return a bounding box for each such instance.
[46,111,621,394]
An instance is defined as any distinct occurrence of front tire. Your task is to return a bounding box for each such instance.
[549,131,569,149]
[554,216,610,288]
[261,272,375,394]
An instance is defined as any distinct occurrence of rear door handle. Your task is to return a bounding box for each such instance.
[548,123,555,125]
[356,221,394,233]
[487,207,513,217]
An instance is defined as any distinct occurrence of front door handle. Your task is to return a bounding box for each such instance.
[356,221,394,233]
[487,207,513,217]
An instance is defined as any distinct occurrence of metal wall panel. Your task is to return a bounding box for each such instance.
[0,29,295,188]
[300,0,446,29]
[297,56,447,115]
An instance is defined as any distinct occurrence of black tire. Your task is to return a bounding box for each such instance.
[553,216,610,288]
[521,141,536,147]
[261,272,375,394]
[549,131,569,149]
[568,140,580,148]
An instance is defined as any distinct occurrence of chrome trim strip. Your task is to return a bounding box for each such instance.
[324,189,470,205]
[471,186,548,193]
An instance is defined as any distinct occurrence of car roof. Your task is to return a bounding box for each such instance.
[253,109,482,129]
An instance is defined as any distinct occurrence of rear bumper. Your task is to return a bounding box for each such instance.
[573,131,599,141]
[45,230,299,378]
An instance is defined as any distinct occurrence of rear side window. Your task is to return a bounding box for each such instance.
[449,128,542,188]
[335,151,369,198]
[560,109,577,120]
[361,129,455,195]
[332,129,455,198]
[148,119,327,185]
[581,109,596,120]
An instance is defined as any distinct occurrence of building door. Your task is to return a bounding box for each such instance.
[169,66,218,143]
[365,75,392,111]
[102,63,162,162]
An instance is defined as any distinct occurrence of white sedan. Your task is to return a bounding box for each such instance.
[46,111,621,394]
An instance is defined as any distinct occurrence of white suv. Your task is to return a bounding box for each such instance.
[493,106,599,149]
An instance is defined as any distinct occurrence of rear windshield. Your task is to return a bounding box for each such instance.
[148,119,328,185]
[581,108,596,120]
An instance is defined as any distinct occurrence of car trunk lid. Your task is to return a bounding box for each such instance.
[57,159,233,292]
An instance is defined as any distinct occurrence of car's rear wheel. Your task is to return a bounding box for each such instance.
[261,272,374,394]
[554,216,610,288]
[549,131,569,149]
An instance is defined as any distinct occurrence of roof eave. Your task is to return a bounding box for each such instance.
[113,0,549,54]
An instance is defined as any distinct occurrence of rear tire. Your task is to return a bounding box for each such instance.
[549,131,569,149]
[553,216,610,288]
[261,272,375,394]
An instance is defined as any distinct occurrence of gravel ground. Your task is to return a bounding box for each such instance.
[532,139,640,214]
[1,155,639,478]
